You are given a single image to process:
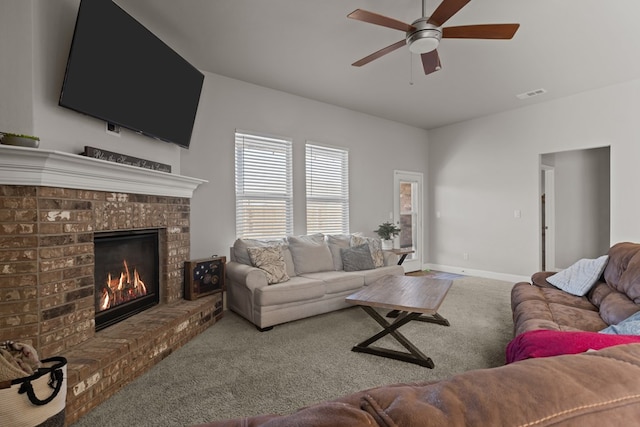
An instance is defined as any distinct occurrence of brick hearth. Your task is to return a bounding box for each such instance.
[0,147,214,424]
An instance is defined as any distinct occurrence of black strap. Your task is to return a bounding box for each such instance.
[12,356,66,406]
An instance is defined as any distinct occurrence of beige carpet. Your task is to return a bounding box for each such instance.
[73,275,515,426]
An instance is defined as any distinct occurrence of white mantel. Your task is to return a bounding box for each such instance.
[0,145,207,198]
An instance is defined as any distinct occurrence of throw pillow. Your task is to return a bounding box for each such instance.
[341,244,376,272]
[546,255,609,296]
[600,310,640,335]
[287,234,334,274]
[327,234,352,271]
[233,238,285,265]
[351,235,384,268]
[247,246,289,285]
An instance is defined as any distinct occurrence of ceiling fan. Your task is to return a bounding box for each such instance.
[348,0,520,75]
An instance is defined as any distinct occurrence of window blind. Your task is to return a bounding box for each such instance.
[305,143,349,235]
[235,131,293,239]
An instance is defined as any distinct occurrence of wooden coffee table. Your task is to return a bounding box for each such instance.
[345,275,452,368]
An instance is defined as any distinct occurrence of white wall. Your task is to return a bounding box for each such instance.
[1,1,430,262]
[181,73,430,259]
[0,0,34,135]
[25,0,182,171]
[428,78,640,279]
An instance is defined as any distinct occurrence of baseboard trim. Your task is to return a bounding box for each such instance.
[424,263,529,284]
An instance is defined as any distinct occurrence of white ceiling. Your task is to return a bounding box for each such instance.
[116,0,640,130]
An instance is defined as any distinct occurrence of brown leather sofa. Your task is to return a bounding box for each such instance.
[201,344,640,427]
[511,242,640,337]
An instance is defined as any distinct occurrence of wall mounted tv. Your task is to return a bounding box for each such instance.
[59,0,204,149]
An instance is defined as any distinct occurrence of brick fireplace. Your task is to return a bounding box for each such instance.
[0,146,220,424]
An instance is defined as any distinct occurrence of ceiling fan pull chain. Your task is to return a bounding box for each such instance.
[409,53,414,86]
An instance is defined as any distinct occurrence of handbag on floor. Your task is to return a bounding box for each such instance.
[0,341,67,427]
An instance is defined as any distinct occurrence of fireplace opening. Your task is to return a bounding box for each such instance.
[94,229,160,331]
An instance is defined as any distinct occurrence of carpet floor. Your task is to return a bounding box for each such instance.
[73,275,515,426]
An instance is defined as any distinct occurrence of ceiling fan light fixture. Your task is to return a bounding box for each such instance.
[406,18,442,54]
[408,36,439,54]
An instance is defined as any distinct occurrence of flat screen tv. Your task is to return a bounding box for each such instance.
[59,0,204,149]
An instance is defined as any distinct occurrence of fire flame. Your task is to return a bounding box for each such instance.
[98,260,148,312]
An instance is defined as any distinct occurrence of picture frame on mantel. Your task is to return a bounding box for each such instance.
[184,256,226,301]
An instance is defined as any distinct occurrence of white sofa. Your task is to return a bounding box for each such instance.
[226,233,405,330]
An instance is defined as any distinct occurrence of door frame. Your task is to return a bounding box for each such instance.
[541,165,556,271]
[393,170,424,273]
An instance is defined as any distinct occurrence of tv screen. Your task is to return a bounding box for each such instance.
[59,0,204,149]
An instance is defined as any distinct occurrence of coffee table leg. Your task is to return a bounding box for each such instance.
[387,310,449,327]
[414,312,450,326]
[353,306,435,368]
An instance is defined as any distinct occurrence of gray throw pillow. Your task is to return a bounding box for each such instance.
[341,244,375,272]
[327,234,352,270]
[351,235,384,268]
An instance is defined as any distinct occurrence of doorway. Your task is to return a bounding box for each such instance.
[394,170,423,273]
[540,147,610,270]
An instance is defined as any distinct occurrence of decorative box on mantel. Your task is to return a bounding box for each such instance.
[0,145,216,424]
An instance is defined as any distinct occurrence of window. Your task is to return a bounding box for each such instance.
[235,131,293,239]
[305,143,349,234]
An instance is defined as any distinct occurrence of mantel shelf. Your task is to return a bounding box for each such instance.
[0,145,207,198]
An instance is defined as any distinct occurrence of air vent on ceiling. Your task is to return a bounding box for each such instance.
[516,88,547,100]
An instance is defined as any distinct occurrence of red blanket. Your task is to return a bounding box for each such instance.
[505,329,640,364]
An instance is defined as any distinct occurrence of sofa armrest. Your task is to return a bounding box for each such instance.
[225,261,268,291]
[531,271,558,288]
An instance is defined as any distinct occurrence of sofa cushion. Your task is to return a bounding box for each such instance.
[287,234,334,274]
[612,247,640,303]
[351,235,384,268]
[341,244,375,272]
[546,255,609,296]
[603,242,640,295]
[254,276,325,306]
[300,271,364,294]
[327,234,351,271]
[600,310,640,334]
[511,281,607,336]
[599,291,640,326]
[247,246,289,285]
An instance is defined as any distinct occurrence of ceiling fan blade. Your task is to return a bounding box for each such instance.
[352,40,407,67]
[421,50,442,75]
[427,0,471,27]
[443,24,520,39]
[347,9,415,32]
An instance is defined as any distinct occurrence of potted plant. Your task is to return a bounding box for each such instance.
[0,132,40,148]
[374,221,401,250]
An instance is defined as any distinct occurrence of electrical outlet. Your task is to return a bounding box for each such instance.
[463,252,469,261]
[106,122,121,137]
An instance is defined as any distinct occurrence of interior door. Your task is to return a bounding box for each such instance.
[393,170,423,273]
